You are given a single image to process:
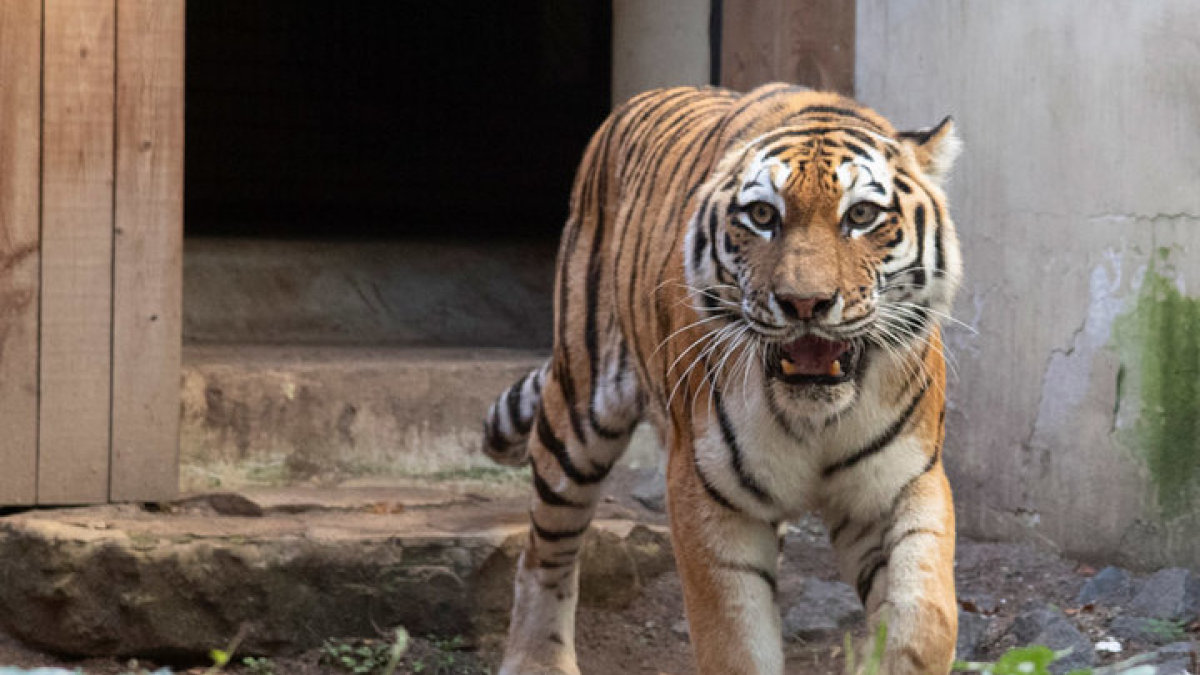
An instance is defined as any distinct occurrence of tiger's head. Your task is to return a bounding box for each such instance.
[684,91,962,415]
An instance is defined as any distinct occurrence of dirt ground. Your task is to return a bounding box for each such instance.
[0,515,1182,675]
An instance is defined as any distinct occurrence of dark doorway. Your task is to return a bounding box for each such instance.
[185,1,613,241]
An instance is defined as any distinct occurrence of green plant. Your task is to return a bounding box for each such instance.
[241,656,276,675]
[321,638,392,674]
[1141,618,1188,643]
[321,628,410,675]
[953,646,1159,675]
[844,622,888,675]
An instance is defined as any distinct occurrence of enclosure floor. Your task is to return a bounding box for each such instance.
[0,479,1195,674]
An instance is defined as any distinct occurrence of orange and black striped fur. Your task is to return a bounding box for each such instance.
[483,83,963,675]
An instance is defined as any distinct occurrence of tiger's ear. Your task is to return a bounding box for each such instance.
[898,116,961,185]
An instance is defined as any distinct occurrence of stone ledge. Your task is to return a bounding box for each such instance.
[0,488,672,659]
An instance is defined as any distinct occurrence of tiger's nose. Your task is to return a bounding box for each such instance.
[776,292,837,321]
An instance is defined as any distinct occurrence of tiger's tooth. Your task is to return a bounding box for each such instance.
[829,360,843,377]
[780,358,799,376]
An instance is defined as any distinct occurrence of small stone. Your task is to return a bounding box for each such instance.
[783,578,864,641]
[1009,605,1094,674]
[671,619,689,638]
[1128,568,1200,622]
[1076,566,1135,607]
[1094,638,1122,653]
[956,609,992,661]
[644,620,656,629]
[959,591,1000,615]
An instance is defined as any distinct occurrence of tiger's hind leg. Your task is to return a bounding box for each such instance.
[498,354,642,675]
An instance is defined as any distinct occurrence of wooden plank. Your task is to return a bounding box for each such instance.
[38,0,115,504]
[0,1,43,505]
[721,0,855,96]
[110,0,184,501]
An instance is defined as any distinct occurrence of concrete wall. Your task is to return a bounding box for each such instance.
[857,1,1200,568]
[611,0,710,105]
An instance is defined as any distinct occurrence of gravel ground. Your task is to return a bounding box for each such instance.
[2,513,1196,675]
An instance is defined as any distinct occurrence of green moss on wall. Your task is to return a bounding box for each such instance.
[1113,261,1200,518]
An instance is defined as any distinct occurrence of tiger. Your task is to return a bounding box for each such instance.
[482,83,963,675]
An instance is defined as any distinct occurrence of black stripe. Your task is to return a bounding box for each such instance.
[532,464,588,508]
[885,527,941,556]
[547,633,565,645]
[484,409,510,453]
[537,410,609,485]
[842,140,869,158]
[829,517,850,541]
[910,204,927,287]
[691,211,710,271]
[857,559,888,603]
[506,374,531,435]
[538,559,574,570]
[556,368,591,448]
[718,561,778,595]
[839,126,886,148]
[849,522,876,547]
[821,378,930,478]
[712,385,772,503]
[933,200,946,279]
[531,517,590,543]
[859,544,883,569]
[888,442,942,516]
[894,177,912,194]
[694,457,738,511]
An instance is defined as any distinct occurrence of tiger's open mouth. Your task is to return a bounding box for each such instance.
[766,335,861,386]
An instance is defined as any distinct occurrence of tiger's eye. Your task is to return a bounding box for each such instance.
[845,202,881,228]
[748,202,778,227]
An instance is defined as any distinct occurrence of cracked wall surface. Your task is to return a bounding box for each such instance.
[856,1,1200,568]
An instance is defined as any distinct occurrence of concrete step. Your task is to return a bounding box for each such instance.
[181,345,662,492]
[0,487,672,658]
[183,238,555,348]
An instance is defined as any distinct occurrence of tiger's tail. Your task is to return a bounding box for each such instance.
[482,361,549,466]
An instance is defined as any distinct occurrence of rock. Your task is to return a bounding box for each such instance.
[671,619,690,638]
[959,591,1000,615]
[783,578,864,641]
[0,495,674,658]
[1076,566,1136,607]
[1157,641,1197,658]
[1009,605,1095,674]
[955,609,992,661]
[1153,641,1198,675]
[1153,658,1192,675]
[1128,568,1200,622]
[631,465,667,513]
[1110,616,1188,646]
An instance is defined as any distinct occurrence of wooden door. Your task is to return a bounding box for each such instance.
[0,0,183,505]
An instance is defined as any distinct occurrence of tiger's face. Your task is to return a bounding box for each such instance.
[685,116,962,415]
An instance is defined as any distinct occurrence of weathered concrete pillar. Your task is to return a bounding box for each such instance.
[611,0,712,106]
